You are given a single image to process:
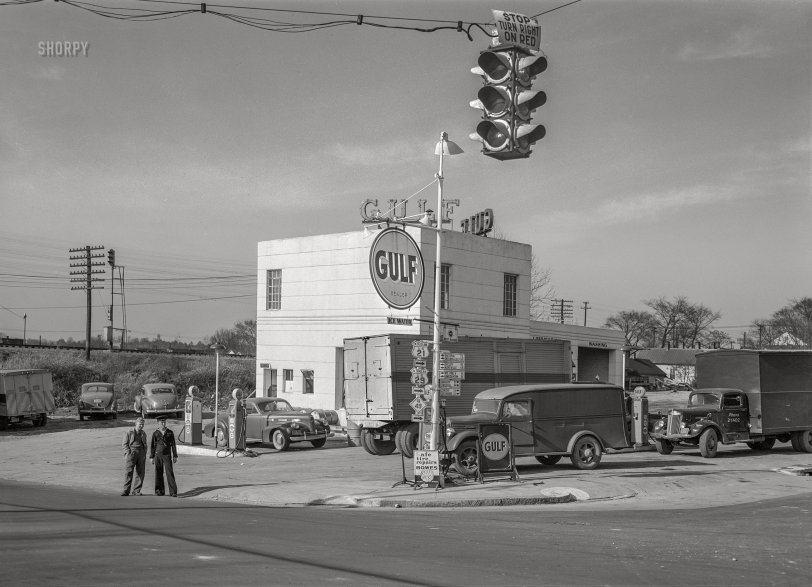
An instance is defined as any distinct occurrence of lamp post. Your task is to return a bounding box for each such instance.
[210,343,225,448]
[429,132,463,451]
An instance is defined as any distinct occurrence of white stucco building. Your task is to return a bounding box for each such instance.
[255,228,624,411]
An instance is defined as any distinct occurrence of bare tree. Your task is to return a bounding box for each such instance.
[604,310,657,347]
[768,297,812,347]
[210,318,256,356]
[530,255,555,321]
[681,304,721,347]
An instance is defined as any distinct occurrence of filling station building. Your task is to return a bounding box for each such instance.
[255,226,625,412]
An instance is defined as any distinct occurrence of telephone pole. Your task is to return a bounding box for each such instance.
[69,245,106,360]
[581,301,591,326]
[551,299,573,324]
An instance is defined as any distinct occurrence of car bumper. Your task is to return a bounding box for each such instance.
[79,408,116,415]
[142,407,181,416]
[289,431,328,443]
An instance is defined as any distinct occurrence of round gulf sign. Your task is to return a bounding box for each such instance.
[369,228,425,310]
[481,433,510,461]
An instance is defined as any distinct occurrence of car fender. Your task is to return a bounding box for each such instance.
[263,424,292,444]
[566,430,605,454]
[445,430,478,453]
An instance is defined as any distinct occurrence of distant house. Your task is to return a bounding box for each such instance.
[625,357,667,390]
[771,332,806,347]
[635,348,706,385]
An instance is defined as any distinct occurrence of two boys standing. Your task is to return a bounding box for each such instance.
[121,416,178,497]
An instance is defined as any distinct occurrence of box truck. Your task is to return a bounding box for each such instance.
[343,334,571,457]
[649,350,812,456]
[0,369,56,429]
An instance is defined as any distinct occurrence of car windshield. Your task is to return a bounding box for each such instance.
[471,399,500,415]
[259,400,294,413]
[689,393,719,407]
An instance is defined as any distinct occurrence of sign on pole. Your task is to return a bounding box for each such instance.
[369,228,425,310]
[491,10,541,52]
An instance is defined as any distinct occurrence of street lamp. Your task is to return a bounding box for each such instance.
[429,132,463,451]
[210,343,226,448]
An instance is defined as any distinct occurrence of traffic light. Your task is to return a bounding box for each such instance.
[107,249,115,267]
[470,46,547,160]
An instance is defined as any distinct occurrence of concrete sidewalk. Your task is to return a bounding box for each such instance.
[2,415,811,509]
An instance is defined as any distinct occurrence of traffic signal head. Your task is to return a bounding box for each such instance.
[470,47,547,160]
[107,249,115,266]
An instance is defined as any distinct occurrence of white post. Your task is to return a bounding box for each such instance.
[430,132,446,452]
[212,346,222,448]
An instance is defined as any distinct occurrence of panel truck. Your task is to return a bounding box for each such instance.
[649,350,812,457]
[0,369,56,429]
[343,334,571,457]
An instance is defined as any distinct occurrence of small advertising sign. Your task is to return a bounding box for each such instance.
[477,423,518,481]
[491,10,541,52]
[413,450,443,488]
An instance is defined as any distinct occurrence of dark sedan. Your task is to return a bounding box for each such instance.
[77,382,117,420]
[204,397,329,451]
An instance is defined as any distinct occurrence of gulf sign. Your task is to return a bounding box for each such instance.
[369,228,425,310]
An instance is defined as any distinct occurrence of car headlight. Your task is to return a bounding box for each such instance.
[446,425,456,438]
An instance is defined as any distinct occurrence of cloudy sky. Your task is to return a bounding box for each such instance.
[1,0,809,345]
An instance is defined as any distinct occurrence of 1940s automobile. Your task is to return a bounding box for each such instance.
[204,397,330,451]
[134,383,183,419]
[77,382,117,421]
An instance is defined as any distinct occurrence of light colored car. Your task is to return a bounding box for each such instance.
[77,382,117,421]
[134,383,183,419]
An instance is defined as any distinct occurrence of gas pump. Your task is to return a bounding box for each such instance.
[184,385,203,445]
[631,386,649,446]
[227,388,246,451]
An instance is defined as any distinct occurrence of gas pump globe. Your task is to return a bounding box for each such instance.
[184,385,203,445]
[228,388,246,451]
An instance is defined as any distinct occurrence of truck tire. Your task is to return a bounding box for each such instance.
[747,438,776,451]
[791,430,812,453]
[570,435,602,470]
[654,438,674,455]
[272,429,291,451]
[396,424,419,459]
[534,455,562,466]
[452,439,479,476]
[366,433,396,456]
[699,428,718,458]
[0,415,7,430]
[79,414,85,422]
[39,413,47,427]
[360,429,377,455]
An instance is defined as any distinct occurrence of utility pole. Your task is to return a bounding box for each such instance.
[107,249,115,351]
[551,299,573,324]
[581,301,591,326]
[69,245,105,360]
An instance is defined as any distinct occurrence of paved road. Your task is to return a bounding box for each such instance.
[1,480,809,586]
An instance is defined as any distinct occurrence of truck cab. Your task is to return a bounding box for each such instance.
[650,388,750,457]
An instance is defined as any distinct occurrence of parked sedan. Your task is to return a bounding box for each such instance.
[204,397,329,451]
[77,382,117,420]
[134,383,183,418]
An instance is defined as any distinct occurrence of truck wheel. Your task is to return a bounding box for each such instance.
[534,455,562,466]
[396,424,419,459]
[272,429,291,451]
[39,414,47,427]
[360,430,377,455]
[452,440,478,476]
[791,430,812,453]
[654,438,674,455]
[0,415,7,430]
[570,435,602,470]
[367,434,396,456]
[310,437,327,448]
[79,414,85,422]
[699,428,718,458]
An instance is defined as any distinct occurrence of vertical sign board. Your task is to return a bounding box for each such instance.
[413,450,443,489]
[477,423,518,482]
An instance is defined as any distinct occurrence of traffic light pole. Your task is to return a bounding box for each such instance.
[429,137,446,452]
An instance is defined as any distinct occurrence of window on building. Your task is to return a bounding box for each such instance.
[503,273,518,317]
[440,264,451,310]
[302,370,314,394]
[266,269,282,310]
[283,369,293,392]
